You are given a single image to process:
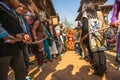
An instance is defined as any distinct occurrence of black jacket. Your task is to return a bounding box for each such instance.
[0,5,24,57]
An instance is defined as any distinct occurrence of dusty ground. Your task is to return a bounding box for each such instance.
[8,51,120,80]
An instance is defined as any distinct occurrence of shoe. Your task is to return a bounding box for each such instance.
[48,58,53,62]
[61,53,64,56]
[43,59,47,63]
[26,75,32,80]
[93,69,105,77]
[57,54,62,58]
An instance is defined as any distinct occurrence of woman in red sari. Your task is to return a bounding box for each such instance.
[67,29,74,50]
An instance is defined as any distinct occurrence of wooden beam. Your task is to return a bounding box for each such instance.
[91,0,107,5]
[99,4,113,14]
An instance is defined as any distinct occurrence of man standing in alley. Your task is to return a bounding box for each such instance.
[74,22,82,56]
[0,0,26,80]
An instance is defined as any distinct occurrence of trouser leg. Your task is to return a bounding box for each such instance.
[10,51,26,80]
[86,44,93,64]
[82,45,87,58]
[75,43,79,53]
[93,51,107,75]
[23,45,29,75]
[46,50,52,59]
[0,56,12,80]
[99,51,107,73]
[99,51,106,67]
[36,51,43,65]
[93,52,99,69]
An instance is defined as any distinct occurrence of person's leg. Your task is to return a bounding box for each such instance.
[62,42,65,52]
[68,41,71,50]
[56,43,61,54]
[72,41,74,50]
[92,52,99,72]
[0,56,12,80]
[44,40,52,60]
[98,51,107,76]
[46,50,52,60]
[81,44,87,59]
[56,44,62,58]
[78,43,82,56]
[117,54,120,70]
[86,44,94,64]
[80,47,82,56]
[75,43,79,54]
[36,51,43,66]
[99,51,106,68]
[10,51,26,80]
[22,45,29,75]
[116,54,120,64]
[27,44,32,55]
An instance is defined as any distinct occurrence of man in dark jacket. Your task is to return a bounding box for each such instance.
[0,23,9,39]
[0,0,26,80]
[0,22,17,43]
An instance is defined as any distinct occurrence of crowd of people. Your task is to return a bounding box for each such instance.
[66,0,120,77]
[75,0,120,77]
[1,0,120,80]
[0,0,66,80]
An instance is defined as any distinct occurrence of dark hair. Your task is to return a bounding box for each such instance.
[86,8,97,18]
[1,0,9,2]
[32,15,39,26]
[33,15,39,21]
[81,0,97,18]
